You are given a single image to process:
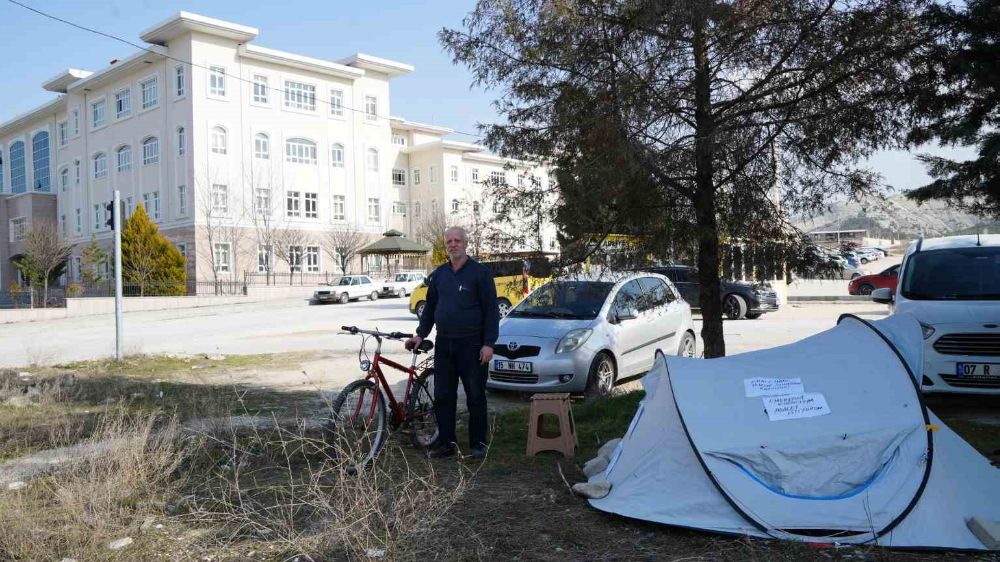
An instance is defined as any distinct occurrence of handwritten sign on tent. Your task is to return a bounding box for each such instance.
[744,377,805,398]
[762,393,831,422]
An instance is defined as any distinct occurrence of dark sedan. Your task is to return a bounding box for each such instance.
[644,265,779,319]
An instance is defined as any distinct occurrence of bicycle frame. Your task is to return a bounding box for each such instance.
[352,333,430,429]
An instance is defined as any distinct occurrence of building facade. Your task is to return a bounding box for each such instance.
[0,12,556,289]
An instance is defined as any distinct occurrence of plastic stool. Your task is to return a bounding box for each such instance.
[526,393,577,457]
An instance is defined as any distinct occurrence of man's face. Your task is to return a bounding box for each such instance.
[445,230,468,261]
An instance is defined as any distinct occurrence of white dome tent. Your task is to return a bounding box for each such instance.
[587,313,1000,549]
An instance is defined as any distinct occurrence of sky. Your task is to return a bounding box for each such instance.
[0,0,973,194]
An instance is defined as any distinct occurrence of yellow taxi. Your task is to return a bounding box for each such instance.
[408,258,551,318]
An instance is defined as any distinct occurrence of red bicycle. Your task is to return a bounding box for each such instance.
[327,326,437,470]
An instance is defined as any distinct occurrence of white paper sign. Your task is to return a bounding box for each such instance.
[762,393,831,421]
[744,377,805,398]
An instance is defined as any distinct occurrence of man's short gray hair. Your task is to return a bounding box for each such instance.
[444,226,468,242]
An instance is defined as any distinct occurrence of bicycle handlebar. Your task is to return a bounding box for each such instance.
[340,326,414,340]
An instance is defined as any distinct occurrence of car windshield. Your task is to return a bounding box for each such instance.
[327,277,345,286]
[901,246,1000,300]
[394,273,409,282]
[509,281,614,319]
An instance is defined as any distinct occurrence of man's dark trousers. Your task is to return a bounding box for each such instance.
[433,335,488,450]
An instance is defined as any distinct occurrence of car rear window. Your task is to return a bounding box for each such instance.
[902,246,1000,300]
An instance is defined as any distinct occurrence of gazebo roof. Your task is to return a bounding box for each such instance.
[359,229,430,255]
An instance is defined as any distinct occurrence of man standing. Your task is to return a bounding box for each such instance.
[406,226,499,459]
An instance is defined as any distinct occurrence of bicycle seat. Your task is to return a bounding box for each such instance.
[415,339,434,354]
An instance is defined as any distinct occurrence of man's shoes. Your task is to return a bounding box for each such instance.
[469,445,488,460]
[426,442,456,459]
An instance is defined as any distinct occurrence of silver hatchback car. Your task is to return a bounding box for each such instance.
[487,272,697,397]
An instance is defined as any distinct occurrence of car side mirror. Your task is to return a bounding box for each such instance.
[616,305,638,322]
[871,288,894,305]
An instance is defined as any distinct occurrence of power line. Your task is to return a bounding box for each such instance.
[5,0,484,141]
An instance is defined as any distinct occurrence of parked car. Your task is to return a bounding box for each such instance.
[313,275,378,304]
[487,273,696,397]
[379,271,426,298]
[872,234,1000,394]
[409,258,551,318]
[848,264,899,295]
[644,265,778,319]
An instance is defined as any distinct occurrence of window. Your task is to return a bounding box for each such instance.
[517,174,525,188]
[177,127,185,156]
[60,214,66,237]
[253,74,268,103]
[116,145,132,172]
[331,143,344,168]
[393,201,406,215]
[450,165,459,182]
[473,201,480,214]
[142,137,159,165]
[391,134,406,146]
[32,132,50,191]
[72,256,82,280]
[284,81,316,111]
[125,196,133,217]
[211,184,228,214]
[58,122,68,147]
[8,217,27,242]
[115,88,131,118]
[210,127,227,154]
[150,191,161,220]
[142,193,150,216]
[254,133,270,159]
[209,66,226,96]
[366,148,379,172]
[176,243,187,261]
[214,243,231,273]
[392,169,406,186]
[93,204,102,229]
[175,65,185,97]
[91,99,106,128]
[140,77,158,110]
[71,109,79,136]
[490,170,505,185]
[304,192,318,218]
[332,195,345,221]
[60,167,69,192]
[412,168,420,185]
[414,202,421,218]
[451,199,460,214]
[364,95,378,121]
[286,191,301,217]
[255,188,271,215]
[74,159,80,185]
[288,246,303,272]
[429,166,437,183]
[367,197,380,222]
[75,208,81,234]
[93,152,107,178]
[305,246,320,273]
[431,199,438,214]
[492,200,500,213]
[257,245,271,273]
[178,185,187,216]
[0,146,4,192]
[471,168,480,183]
[329,89,344,116]
[286,138,316,164]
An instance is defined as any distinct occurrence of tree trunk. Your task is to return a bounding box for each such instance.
[692,14,726,358]
[43,276,49,309]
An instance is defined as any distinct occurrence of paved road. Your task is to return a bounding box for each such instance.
[0,296,887,369]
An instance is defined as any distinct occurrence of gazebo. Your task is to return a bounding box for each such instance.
[359,230,431,277]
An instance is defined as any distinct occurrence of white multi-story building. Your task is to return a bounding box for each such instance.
[0,12,556,289]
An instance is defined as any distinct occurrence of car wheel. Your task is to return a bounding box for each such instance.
[677,332,697,357]
[861,257,869,264]
[370,291,379,301]
[415,301,426,318]
[397,288,406,298]
[497,298,513,318]
[585,352,617,398]
[746,312,762,319]
[724,294,748,320]
[857,283,875,296]
[339,292,349,304]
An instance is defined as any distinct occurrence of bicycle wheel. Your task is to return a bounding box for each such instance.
[327,379,388,471]
[407,369,439,450]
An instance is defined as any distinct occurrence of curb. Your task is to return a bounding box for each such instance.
[788,296,874,303]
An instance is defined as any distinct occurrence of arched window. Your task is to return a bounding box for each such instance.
[366,148,379,172]
[285,138,316,164]
[93,152,107,178]
[116,145,132,172]
[254,133,270,159]
[60,167,69,192]
[9,141,25,193]
[210,126,227,154]
[331,143,345,168]
[451,199,459,214]
[32,131,50,191]
[141,137,159,165]
[176,126,186,156]
[0,146,5,192]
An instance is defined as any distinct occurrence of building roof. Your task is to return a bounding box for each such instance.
[0,97,65,137]
[42,69,94,93]
[359,230,430,255]
[66,46,169,93]
[337,53,414,77]
[239,44,364,80]
[140,11,258,45]
[389,117,453,135]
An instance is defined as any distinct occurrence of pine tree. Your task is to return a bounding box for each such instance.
[121,204,187,296]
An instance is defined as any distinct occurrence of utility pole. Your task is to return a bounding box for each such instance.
[107,191,124,360]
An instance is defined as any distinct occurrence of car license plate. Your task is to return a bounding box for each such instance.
[494,360,532,373]
[956,362,1000,378]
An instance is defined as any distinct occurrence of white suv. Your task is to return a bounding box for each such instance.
[872,235,1000,394]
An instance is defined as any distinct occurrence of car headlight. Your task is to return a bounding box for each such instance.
[920,322,935,340]
[556,329,592,354]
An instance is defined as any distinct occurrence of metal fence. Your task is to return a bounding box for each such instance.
[244,271,347,286]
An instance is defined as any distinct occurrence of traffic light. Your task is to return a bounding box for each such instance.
[105,202,115,230]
